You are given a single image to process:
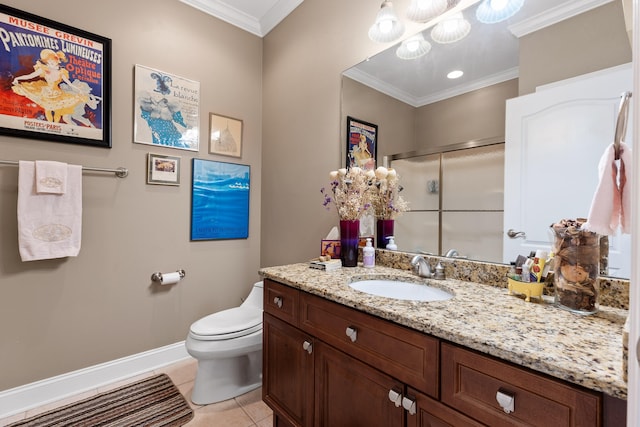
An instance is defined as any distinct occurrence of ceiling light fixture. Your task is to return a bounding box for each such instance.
[447,70,464,79]
[430,12,471,44]
[406,0,448,23]
[368,0,405,43]
[396,33,432,60]
[476,0,525,24]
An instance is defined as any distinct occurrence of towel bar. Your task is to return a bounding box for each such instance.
[614,91,632,160]
[0,159,128,177]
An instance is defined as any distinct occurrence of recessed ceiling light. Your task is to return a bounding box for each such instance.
[447,70,464,79]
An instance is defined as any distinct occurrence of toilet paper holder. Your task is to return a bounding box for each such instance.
[151,269,186,283]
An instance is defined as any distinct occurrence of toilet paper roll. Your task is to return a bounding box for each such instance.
[160,272,181,285]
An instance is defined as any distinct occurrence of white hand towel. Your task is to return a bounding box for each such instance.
[583,144,617,235]
[35,160,67,194]
[584,142,632,235]
[619,142,632,234]
[18,161,83,261]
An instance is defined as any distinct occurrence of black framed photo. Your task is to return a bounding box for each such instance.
[346,116,377,169]
[0,5,112,148]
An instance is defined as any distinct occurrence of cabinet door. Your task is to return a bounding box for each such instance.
[314,341,404,427]
[405,387,486,427]
[263,313,314,427]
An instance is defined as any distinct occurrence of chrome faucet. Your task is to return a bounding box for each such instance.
[410,255,433,278]
[444,249,459,258]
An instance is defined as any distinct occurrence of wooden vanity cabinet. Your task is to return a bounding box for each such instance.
[263,279,605,427]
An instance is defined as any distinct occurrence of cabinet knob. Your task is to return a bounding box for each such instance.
[273,296,283,308]
[345,326,358,342]
[302,340,313,354]
[496,388,515,414]
[388,388,402,407]
[402,396,417,415]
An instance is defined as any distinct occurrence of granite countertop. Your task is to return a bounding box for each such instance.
[259,262,628,399]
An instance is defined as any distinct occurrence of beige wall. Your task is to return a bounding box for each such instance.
[414,79,518,149]
[341,77,416,159]
[0,0,262,390]
[519,1,631,95]
[261,0,422,268]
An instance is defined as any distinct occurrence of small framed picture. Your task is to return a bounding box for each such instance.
[147,153,181,186]
[209,113,243,158]
[346,116,377,170]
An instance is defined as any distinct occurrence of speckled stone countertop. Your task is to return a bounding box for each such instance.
[259,261,628,400]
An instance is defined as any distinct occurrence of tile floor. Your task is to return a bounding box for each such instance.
[0,358,273,427]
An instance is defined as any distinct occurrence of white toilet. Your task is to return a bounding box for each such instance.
[185,281,263,405]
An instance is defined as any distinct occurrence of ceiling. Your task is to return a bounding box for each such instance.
[178,0,303,37]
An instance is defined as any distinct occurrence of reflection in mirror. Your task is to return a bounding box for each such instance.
[341,0,632,278]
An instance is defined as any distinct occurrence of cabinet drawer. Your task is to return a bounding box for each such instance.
[441,343,601,427]
[264,279,299,326]
[300,291,439,397]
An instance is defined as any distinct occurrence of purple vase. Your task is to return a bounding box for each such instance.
[340,220,360,267]
[376,219,394,249]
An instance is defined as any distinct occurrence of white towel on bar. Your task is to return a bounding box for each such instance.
[17,160,83,261]
[35,160,67,194]
[584,142,632,235]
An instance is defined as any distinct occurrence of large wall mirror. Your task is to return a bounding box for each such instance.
[341,0,632,278]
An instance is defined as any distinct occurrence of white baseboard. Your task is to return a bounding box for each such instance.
[0,341,190,419]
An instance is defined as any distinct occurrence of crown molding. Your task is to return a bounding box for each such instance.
[179,0,302,37]
[343,67,519,108]
[509,0,614,38]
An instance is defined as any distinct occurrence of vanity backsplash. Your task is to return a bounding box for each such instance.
[376,249,630,310]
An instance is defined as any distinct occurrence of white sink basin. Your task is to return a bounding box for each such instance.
[349,280,453,302]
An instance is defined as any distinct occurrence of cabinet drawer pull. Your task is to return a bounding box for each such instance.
[345,326,358,342]
[273,296,283,308]
[402,396,417,415]
[302,340,313,354]
[388,388,402,407]
[496,388,515,414]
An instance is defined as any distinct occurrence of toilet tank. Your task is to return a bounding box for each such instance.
[241,281,263,309]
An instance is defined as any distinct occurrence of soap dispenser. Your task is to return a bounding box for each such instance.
[386,236,397,251]
[363,238,375,268]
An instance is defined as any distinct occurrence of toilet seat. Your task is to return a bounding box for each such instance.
[189,306,262,341]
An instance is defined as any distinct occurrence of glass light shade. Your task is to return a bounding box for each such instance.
[406,0,447,23]
[369,1,405,43]
[476,0,525,24]
[396,34,431,60]
[430,12,471,44]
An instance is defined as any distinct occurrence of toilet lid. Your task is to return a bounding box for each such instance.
[190,306,262,340]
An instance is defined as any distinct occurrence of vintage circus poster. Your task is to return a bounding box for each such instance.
[0,5,111,147]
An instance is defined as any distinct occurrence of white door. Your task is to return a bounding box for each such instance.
[503,63,632,278]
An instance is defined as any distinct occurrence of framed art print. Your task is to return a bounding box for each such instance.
[191,159,250,240]
[133,64,200,151]
[346,116,377,169]
[147,153,180,186]
[208,113,243,158]
[0,5,112,148]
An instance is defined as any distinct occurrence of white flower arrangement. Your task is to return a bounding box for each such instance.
[321,167,374,221]
[371,166,409,220]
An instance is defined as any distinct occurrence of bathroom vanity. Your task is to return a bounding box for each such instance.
[260,261,628,426]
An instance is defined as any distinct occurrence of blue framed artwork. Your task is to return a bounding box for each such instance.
[190,159,250,240]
